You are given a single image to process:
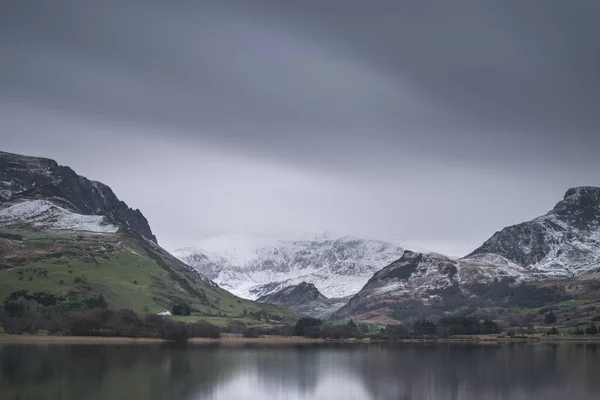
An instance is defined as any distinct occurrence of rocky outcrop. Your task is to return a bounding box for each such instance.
[258,282,349,319]
[0,151,156,242]
[257,282,327,305]
[468,187,600,277]
[335,187,600,323]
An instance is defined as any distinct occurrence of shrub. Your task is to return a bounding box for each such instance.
[223,320,247,334]
[171,303,191,316]
[585,324,598,335]
[413,318,437,335]
[83,294,108,309]
[359,323,370,334]
[372,325,410,340]
[294,317,323,337]
[319,325,363,340]
[437,316,500,335]
[544,311,557,325]
[546,327,559,335]
[66,310,106,336]
[3,300,26,317]
[190,321,221,339]
[242,328,260,338]
[0,316,40,335]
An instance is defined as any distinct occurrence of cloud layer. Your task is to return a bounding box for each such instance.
[2,1,599,254]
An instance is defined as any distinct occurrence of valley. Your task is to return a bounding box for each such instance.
[1,150,600,340]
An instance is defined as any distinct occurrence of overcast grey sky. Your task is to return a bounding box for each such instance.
[1,1,599,255]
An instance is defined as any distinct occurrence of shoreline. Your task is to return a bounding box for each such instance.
[1,334,599,345]
[0,334,326,345]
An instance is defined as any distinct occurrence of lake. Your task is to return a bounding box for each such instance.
[1,342,599,400]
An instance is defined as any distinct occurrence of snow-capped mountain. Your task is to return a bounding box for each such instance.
[468,186,600,278]
[172,233,404,299]
[0,151,156,241]
[333,251,532,321]
[335,187,600,323]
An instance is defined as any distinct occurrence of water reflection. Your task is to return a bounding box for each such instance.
[1,342,599,400]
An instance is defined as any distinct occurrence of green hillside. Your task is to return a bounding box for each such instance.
[0,228,296,322]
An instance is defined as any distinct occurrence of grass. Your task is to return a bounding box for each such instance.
[170,316,267,327]
[0,253,185,313]
[557,299,590,307]
[0,231,298,322]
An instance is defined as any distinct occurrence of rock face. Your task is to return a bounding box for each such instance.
[468,187,600,277]
[334,251,461,321]
[333,251,529,321]
[335,187,600,323]
[257,282,327,305]
[172,233,404,300]
[257,282,350,319]
[0,151,156,242]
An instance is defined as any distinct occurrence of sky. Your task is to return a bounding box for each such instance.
[1,0,599,256]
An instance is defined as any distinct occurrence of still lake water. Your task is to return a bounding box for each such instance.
[1,342,599,400]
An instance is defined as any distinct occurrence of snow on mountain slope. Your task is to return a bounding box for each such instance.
[0,200,118,233]
[0,151,156,241]
[335,187,600,323]
[468,187,600,278]
[173,233,404,300]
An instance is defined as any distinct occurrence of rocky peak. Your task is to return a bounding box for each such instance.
[552,186,600,231]
[368,251,457,284]
[0,151,156,242]
[257,281,327,306]
[468,186,600,273]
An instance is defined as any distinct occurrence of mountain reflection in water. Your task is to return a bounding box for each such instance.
[1,342,599,400]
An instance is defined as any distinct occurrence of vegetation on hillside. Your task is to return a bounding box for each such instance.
[0,228,296,322]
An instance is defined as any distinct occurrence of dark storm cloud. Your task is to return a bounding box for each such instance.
[2,0,600,165]
[1,1,600,254]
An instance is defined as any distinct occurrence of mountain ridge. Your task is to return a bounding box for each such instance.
[334,186,600,323]
[0,151,156,242]
[173,233,405,300]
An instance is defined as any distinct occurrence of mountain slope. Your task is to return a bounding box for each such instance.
[0,151,294,320]
[257,282,350,319]
[173,233,404,300]
[335,187,600,324]
[0,151,156,242]
[468,187,600,277]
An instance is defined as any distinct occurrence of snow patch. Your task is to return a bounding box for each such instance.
[0,200,118,233]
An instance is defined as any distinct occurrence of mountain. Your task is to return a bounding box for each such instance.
[256,282,349,319]
[0,151,294,321]
[335,187,600,324]
[172,233,404,300]
[258,282,327,305]
[468,187,600,277]
[0,151,156,242]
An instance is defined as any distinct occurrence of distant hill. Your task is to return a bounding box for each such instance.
[257,282,350,319]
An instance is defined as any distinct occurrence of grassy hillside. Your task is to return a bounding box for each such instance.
[0,228,296,322]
